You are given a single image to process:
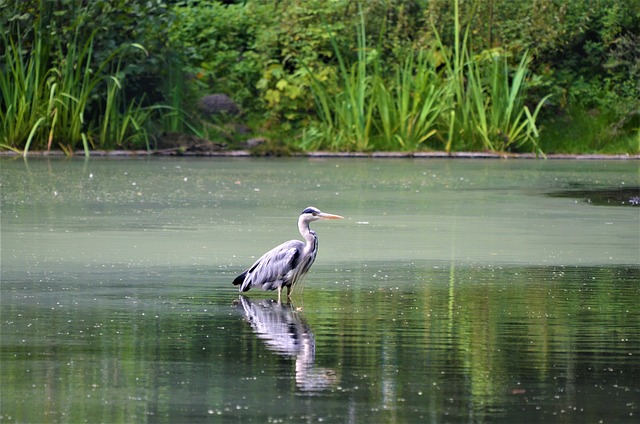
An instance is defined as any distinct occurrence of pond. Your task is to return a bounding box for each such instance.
[1,157,638,423]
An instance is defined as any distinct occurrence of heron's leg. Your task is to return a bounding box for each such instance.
[277,286,282,304]
[286,285,292,300]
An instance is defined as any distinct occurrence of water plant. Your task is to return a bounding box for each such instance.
[0,32,50,154]
[302,0,549,154]
[99,75,158,151]
[304,11,446,152]
[304,10,375,151]
[468,51,551,153]
[375,52,448,151]
[47,29,107,155]
[432,0,550,154]
[0,24,155,156]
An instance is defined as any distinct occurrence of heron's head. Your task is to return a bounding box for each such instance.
[300,207,344,223]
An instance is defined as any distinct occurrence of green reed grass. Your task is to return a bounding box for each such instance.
[160,57,188,134]
[304,9,376,151]
[0,33,50,153]
[375,52,448,150]
[49,30,103,155]
[153,56,217,145]
[430,0,471,152]
[303,0,546,154]
[99,75,156,150]
[1,27,155,156]
[467,51,551,154]
[304,11,447,152]
[540,106,640,154]
[432,0,550,154]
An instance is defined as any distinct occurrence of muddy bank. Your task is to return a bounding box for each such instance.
[1,150,638,160]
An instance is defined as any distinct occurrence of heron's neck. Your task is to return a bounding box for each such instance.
[298,218,317,251]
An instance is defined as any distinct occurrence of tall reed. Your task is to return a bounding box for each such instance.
[304,9,376,151]
[160,57,188,134]
[49,29,105,155]
[468,51,551,153]
[432,0,550,153]
[0,33,50,153]
[375,52,449,150]
[99,75,157,150]
[430,0,472,152]
[304,10,449,152]
[1,27,155,156]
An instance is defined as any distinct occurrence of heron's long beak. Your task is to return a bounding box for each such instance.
[319,212,344,220]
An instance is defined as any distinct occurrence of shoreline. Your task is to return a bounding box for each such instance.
[0,149,638,160]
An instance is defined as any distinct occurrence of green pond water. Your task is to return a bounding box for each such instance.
[1,157,638,423]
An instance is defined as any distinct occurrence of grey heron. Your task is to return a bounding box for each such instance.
[232,207,343,301]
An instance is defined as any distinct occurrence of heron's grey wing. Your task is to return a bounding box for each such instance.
[239,240,304,292]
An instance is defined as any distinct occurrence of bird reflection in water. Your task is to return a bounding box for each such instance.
[235,295,339,392]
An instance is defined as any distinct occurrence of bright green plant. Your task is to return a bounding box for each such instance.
[0,33,50,153]
[304,10,376,151]
[430,0,471,152]
[47,30,103,155]
[249,0,357,129]
[432,0,550,154]
[0,24,154,156]
[48,31,151,154]
[468,51,551,153]
[304,7,449,152]
[375,52,449,151]
[256,61,315,130]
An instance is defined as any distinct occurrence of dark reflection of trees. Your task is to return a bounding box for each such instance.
[234,295,339,392]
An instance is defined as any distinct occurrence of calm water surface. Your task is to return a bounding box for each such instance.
[1,157,638,423]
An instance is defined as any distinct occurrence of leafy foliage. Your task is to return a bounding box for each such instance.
[169,1,262,107]
[1,0,637,154]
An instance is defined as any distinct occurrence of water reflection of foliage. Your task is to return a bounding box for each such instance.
[300,265,639,421]
[1,265,637,422]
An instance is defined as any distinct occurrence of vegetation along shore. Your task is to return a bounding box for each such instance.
[1,0,638,157]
